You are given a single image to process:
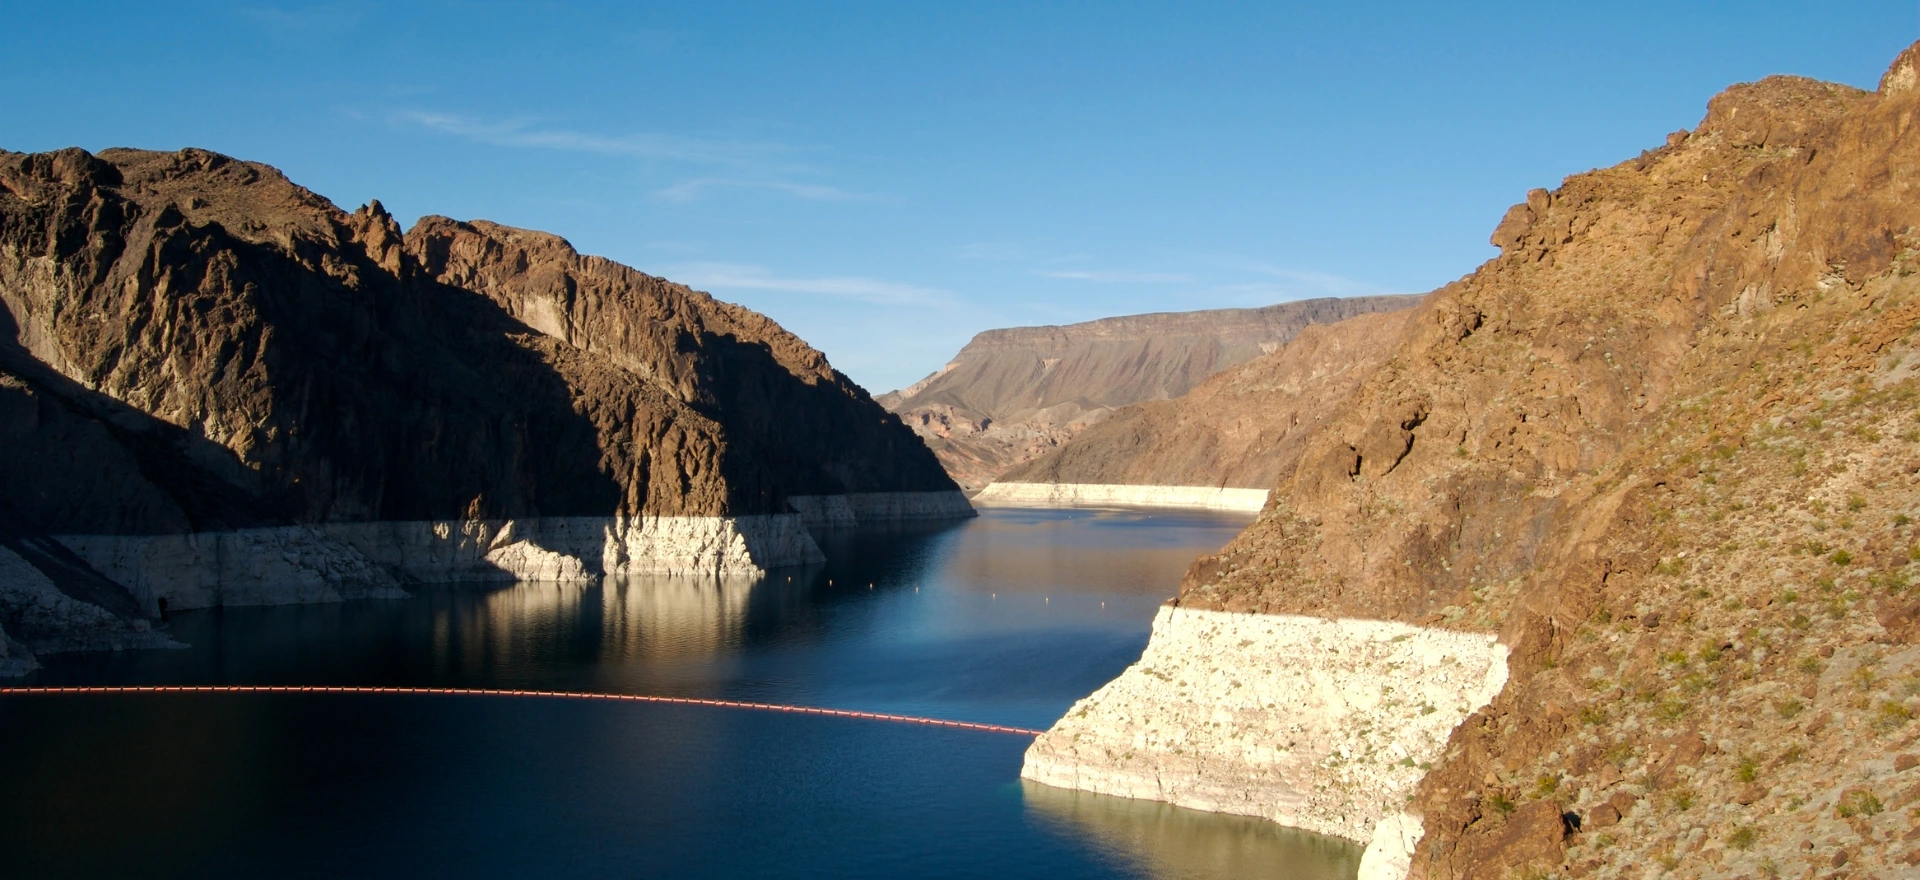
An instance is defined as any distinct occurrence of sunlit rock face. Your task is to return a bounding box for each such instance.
[1022,607,1506,865]
[1067,45,1920,880]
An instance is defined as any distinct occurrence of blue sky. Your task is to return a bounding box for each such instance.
[3,2,1914,392]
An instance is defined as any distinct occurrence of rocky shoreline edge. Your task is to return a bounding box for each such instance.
[1020,606,1507,880]
[0,490,973,675]
[972,482,1270,513]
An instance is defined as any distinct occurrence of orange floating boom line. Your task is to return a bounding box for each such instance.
[0,686,1046,737]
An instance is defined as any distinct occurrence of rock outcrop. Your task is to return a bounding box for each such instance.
[1024,607,1508,841]
[879,296,1419,490]
[1027,42,1920,880]
[0,146,968,669]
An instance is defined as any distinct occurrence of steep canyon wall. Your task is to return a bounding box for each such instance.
[1027,43,1920,880]
[0,147,969,667]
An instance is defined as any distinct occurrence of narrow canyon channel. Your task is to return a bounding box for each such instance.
[0,508,1360,879]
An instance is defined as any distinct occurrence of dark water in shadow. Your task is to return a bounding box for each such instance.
[0,508,1361,879]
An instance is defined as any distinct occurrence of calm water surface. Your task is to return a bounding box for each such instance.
[1,508,1361,879]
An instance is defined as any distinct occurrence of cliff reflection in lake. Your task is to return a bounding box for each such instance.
[1023,781,1364,880]
[4,509,1360,879]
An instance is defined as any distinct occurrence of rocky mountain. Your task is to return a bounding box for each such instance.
[878,296,1418,490]
[0,146,967,671]
[998,305,1420,491]
[1025,42,1920,880]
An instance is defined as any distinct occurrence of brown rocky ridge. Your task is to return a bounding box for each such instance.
[0,146,962,668]
[878,295,1418,490]
[1002,306,1421,490]
[1161,41,1920,879]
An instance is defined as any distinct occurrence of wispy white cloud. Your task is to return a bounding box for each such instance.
[667,262,952,308]
[1038,269,1194,283]
[393,110,888,204]
[653,177,885,203]
[391,110,788,168]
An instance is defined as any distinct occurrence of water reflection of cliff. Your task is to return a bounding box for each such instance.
[597,575,759,660]
[426,575,773,674]
[1022,781,1362,880]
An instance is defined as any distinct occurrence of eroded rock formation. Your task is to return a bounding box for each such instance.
[1028,42,1920,880]
[0,147,967,668]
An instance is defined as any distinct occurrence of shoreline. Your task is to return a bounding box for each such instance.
[971,482,1270,513]
[48,491,975,612]
[0,492,974,674]
[1021,606,1507,880]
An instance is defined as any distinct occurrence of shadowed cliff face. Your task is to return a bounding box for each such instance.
[879,296,1420,490]
[0,147,955,533]
[1167,46,1920,879]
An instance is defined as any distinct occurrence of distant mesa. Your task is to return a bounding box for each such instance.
[981,304,1421,510]
[0,146,969,673]
[879,295,1419,493]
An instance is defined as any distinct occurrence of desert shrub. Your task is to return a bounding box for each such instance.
[1836,788,1883,818]
[1875,700,1914,732]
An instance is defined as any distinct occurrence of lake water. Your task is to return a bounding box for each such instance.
[0,508,1361,879]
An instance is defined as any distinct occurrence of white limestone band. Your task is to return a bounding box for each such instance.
[972,482,1269,513]
[49,491,976,611]
[1020,606,1508,880]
